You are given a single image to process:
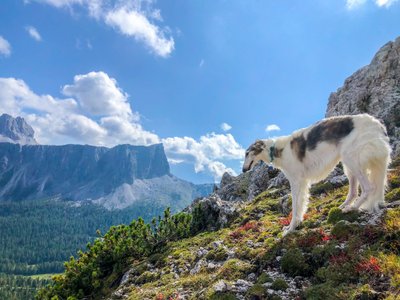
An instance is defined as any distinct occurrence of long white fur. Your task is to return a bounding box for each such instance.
[243,114,392,235]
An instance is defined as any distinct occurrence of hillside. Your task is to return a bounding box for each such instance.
[36,157,400,299]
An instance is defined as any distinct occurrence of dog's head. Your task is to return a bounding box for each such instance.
[242,139,273,173]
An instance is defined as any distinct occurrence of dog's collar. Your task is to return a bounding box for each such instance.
[269,144,276,163]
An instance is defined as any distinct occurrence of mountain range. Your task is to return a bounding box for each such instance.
[0,113,213,210]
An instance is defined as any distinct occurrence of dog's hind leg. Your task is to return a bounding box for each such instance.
[359,156,390,213]
[340,159,373,212]
[283,180,309,236]
[339,165,359,209]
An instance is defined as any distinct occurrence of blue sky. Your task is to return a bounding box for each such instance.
[1,0,400,183]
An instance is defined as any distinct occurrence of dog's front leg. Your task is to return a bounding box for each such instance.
[283,180,308,236]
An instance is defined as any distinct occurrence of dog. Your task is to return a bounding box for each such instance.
[242,114,391,235]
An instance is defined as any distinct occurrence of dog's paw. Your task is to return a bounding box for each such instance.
[341,205,356,213]
[282,226,294,237]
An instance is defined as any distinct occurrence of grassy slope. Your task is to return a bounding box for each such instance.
[39,161,400,300]
[117,169,400,299]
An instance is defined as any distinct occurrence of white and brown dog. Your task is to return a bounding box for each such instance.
[243,114,391,235]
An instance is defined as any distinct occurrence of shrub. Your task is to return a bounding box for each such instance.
[327,208,360,224]
[271,278,288,291]
[280,248,310,276]
[246,283,267,298]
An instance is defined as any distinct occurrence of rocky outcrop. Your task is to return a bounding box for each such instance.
[0,114,37,145]
[326,36,400,155]
[185,162,290,229]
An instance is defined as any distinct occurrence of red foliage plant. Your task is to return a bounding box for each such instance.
[319,228,332,242]
[240,221,261,232]
[229,221,260,240]
[278,212,292,226]
[156,293,164,300]
[356,256,381,275]
[278,212,309,227]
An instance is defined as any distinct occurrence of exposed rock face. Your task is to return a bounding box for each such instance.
[186,162,290,229]
[217,161,281,202]
[0,114,38,145]
[0,141,212,208]
[326,36,400,155]
[0,143,169,200]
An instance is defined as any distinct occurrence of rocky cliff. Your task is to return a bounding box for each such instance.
[0,142,168,200]
[326,36,400,155]
[0,115,212,209]
[0,114,38,145]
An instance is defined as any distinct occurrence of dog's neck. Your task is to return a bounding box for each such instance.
[265,136,290,167]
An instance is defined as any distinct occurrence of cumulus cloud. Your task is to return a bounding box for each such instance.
[0,72,244,180]
[62,71,133,117]
[0,72,157,145]
[29,0,174,57]
[265,124,281,132]
[26,26,42,41]
[346,0,398,9]
[220,122,232,132]
[0,36,11,57]
[162,133,244,180]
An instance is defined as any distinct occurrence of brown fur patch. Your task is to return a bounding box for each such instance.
[246,140,265,156]
[307,117,354,151]
[290,117,354,162]
[290,135,307,161]
[273,147,283,158]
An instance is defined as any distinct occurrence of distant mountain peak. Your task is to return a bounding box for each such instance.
[0,113,38,145]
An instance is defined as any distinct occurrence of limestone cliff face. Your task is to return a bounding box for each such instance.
[0,114,213,208]
[326,36,400,155]
[0,114,38,145]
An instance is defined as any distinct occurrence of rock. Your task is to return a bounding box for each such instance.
[213,280,228,292]
[326,36,400,156]
[119,269,133,286]
[268,171,289,190]
[190,259,207,275]
[212,240,224,249]
[0,114,38,145]
[197,247,209,258]
[247,273,257,282]
[207,262,218,270]
[186,194,240,230]
[279,195,291,215]
[233,279,253,293]
[220,172,234,188]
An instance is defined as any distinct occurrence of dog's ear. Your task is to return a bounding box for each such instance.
[251,140,266,155]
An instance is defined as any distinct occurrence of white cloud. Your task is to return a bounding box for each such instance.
[105,6,174,57]
[220,122,232,132]
[26,26,42,41]
[265,124,280,132]
[0,73,157,146]
[0,36,11,57]
[0,73,244,180]
[199,59,205,68]
[62,71,133,118]
[30,0,175,57]
[162,133,244,181]
[346,0,398,8]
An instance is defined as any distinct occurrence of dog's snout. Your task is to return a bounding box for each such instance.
[242,166,247,173]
